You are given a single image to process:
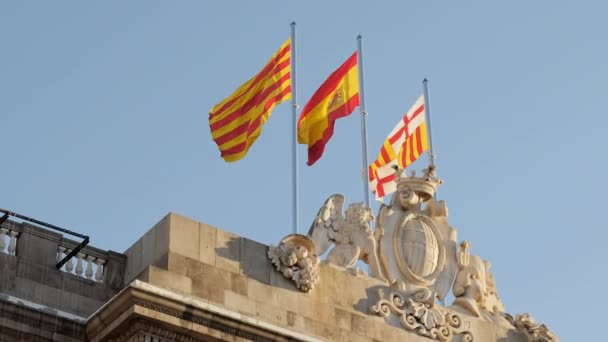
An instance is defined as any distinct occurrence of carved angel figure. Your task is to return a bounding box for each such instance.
[307,194,386,281]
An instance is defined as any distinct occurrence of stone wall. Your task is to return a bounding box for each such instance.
[0,220,126,317]
[0,212,529,341]
[124,212,527,342]
[0,219,127,340]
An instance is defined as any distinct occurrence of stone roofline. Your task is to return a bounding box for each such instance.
[0,211,556,341]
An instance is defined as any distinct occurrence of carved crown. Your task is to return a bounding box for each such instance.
[395,166,442,201]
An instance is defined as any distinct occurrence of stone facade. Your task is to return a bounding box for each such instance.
[0,211,554,341]
[0,218,126,340]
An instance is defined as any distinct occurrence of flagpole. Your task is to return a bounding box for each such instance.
[290,22,300,234]
[423,78,436,168]
[357,35,372,208]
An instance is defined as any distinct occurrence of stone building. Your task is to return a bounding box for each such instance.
[0,172,557,341]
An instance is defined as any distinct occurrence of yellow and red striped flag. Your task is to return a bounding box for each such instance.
[209,39,292,162]
[369,95,429,201]
[298,52,360,166]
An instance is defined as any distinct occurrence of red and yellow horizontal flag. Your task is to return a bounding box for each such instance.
[209,39,292,162]
[297,52,360,166]
[369,95,428,201]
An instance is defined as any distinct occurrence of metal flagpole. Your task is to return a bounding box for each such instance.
[357,35,372,208]
[423,78,436,168]
[290,22,300,234]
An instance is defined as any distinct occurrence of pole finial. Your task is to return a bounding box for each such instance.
[357,34,362,40]
[291,21,296,27]
[423,78,428,83]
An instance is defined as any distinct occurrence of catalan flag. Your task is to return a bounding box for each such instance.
[369,95,429,201]
[298,52,360,166]
[209,39,292,162]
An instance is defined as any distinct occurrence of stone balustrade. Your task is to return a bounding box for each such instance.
[57,245,106,282]
[1,218,108,282]
[0,226,19,256]
[0,218,126,291]
[0,217,127,319]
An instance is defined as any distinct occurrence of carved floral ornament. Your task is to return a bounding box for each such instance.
[268,166,558,342]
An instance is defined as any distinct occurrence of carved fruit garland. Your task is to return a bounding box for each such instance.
[268,235,320,292]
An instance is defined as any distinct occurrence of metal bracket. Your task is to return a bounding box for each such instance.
[0,208,90,269]
[0,213,8,226]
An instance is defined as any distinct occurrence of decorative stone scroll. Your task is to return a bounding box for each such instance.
[506,313,559,342]
[371,287,473,342]
[268,234,319,292]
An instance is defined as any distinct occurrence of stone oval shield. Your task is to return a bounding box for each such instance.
[393,214,446,286]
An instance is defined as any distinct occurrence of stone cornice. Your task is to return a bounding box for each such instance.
[0,295,86,341]
[86,280,322,342]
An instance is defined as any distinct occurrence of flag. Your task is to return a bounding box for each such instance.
[369,95,429,201]
[369,160,399,201]
[209,39,292,162]
[298,52,360,166]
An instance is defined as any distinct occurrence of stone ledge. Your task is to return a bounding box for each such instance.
[118,212,532,342]
[87,280,325,342]
[0,294,86,342]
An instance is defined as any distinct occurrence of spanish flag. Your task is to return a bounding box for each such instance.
[298,52,360,166]
[209,39,292,162]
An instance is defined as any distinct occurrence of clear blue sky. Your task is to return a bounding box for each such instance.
[2,2,606,340]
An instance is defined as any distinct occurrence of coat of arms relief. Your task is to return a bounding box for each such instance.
[268,166,557,342]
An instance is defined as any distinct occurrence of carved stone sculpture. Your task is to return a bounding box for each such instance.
[268,234,319,292]
[375,166,457,302]
[451,240,511,327]
[371,287,473,341]
[267,163,558,342]
[483,260,505,314]
[307,194,386,281]
[507,313,559,342]
[452,240,486,317]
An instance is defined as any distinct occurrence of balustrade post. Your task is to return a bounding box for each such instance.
[85,255,95,279]
[57,246,66,264]
[76,252,85,276]
[94,258,105,282]
[65,249,74,273]
[8,231,18,255]
[0,228,7,253]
